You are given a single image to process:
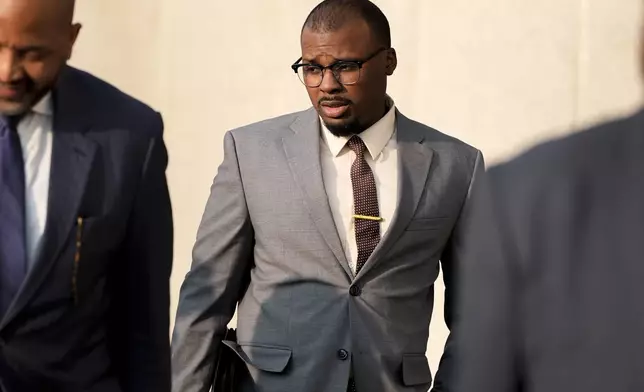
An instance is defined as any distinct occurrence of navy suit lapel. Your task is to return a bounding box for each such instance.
[1,68,96,329]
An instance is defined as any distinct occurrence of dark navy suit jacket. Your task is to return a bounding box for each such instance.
[0,66,173,392]
[456,109,644,392]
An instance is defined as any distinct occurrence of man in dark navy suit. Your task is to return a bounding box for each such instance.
[454,18,644,392]
[0,0,173,391]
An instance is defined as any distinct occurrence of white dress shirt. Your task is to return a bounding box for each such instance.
[17,93,53,268]
[320,99,398,275]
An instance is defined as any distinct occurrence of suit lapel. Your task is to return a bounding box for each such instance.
[355,111,434,280]
[1,68,96,328]
[282,108,352,278]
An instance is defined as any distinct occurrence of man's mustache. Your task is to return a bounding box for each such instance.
[318,97,352,106]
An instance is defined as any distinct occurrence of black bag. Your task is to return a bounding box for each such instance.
[210,328,247,392]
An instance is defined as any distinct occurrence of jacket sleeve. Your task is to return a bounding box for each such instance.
[113,112,174,392]
[452,164,525,392]
[171,131,254,392]
[432,150,484,392]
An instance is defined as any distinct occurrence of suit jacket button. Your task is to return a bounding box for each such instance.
[337,349,349,361]
[349,285,362,297]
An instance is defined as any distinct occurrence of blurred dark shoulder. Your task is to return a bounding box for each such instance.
[479,108,644,263]
[55,66,162,137]
[489,108,644,191]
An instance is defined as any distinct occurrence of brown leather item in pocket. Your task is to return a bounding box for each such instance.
[72,216,84,305]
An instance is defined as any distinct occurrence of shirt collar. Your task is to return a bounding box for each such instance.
[32,92,53,116]
[321,96,396,159]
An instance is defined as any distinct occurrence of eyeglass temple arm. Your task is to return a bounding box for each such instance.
[291,57,303,72]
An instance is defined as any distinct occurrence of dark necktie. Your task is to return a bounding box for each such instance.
[347,136,381,392]
[0,115,27,318]
[348,136,381,275]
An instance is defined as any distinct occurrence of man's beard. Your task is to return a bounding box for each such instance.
[324,118,364,137]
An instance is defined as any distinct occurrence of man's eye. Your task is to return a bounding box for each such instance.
[303,66,321,74]
[335,63,358,72]
[20,50,47,61]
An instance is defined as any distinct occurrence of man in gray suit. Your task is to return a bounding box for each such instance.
[454,37,644,392]
[172,1,483,391]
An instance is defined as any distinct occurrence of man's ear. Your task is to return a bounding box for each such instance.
[386,48,397,76]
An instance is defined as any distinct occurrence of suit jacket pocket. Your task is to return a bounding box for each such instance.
[78,216,120,251]
[223,341,292,373]
[402,354,432,386]
[405,217,450,231]
[71,216,121,304]
[71,216,103,304]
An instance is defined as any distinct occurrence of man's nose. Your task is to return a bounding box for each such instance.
[0,49,21,83]
[319,68,343,93]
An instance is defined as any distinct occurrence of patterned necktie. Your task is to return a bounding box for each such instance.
[0,115,27,318]
[347,136,380,392]
[347,136,381,275]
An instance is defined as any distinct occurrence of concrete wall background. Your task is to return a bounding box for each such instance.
[70,0,642,373]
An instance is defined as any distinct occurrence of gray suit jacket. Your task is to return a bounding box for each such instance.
[455,109,644,392]
[172,107,483,392]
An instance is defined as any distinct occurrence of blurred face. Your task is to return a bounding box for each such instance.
[300,20,396,136]
[0,0,80,115]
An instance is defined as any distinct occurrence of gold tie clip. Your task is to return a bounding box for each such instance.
[353,214,383,222]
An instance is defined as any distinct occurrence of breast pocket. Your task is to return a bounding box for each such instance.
[71,215,122,305]
[77,214,127,252]
[405,217,451,231]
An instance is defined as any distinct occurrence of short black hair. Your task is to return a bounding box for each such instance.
[302,0,391,48]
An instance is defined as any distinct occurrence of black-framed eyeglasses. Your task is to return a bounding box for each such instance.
[291,47,388,88]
